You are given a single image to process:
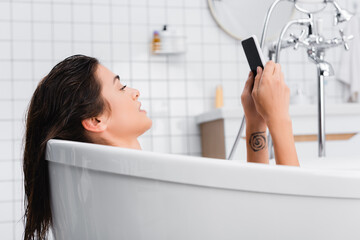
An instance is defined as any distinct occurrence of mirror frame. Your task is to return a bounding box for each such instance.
[207,0,245,40]
[207,0,297,42]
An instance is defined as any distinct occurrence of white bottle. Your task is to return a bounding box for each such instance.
[161,25,173,52]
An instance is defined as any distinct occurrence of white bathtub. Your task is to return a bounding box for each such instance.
[46,139,360,240]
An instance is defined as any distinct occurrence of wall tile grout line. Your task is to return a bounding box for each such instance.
[166,1,172,153]
[9,0,16,237]
[145,0,154,151]
[109,0,114,70]
[182,1,191,155]
[70,0,75,53]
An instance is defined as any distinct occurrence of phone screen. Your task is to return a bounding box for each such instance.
[241,37,265,76]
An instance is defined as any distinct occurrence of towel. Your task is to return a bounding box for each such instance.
[336,12,360,102]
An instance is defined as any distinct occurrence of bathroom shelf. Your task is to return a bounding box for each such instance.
[150,35,186,55]
[152,50,186,55]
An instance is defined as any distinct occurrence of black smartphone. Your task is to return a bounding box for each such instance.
[241,35,266,76]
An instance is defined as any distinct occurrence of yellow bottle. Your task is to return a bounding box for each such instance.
[152,30,161,52]
[215,85,223,108]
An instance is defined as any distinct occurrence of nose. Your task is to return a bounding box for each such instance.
[132,88,140,100]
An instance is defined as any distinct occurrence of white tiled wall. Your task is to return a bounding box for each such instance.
[0,0,356,239]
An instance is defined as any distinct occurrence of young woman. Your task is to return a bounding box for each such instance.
[23,55,298,240]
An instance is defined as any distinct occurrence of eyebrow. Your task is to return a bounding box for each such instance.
[113,75,120,85]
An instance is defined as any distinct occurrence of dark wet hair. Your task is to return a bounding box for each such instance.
[23,55,107,239]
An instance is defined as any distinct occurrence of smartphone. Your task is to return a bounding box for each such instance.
[241,35,266,76]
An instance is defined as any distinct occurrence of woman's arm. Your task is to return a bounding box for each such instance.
[241,72,269,164]
[251,61,299,166]
[267,117,299,166]
[245,121,269,164]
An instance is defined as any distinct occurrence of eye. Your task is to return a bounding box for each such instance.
[120,85,127,91]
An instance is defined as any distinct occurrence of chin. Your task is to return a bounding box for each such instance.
[145,118,153,130]
[138,118,152,137]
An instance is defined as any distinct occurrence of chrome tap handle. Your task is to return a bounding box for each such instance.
[339,29,354,50]
[290,29,307,50]
[289,33,299,49]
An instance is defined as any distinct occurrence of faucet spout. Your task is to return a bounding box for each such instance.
[318,61,334,77]
[307,48,334,76]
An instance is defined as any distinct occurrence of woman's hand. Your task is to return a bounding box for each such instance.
[241,71,266,128]
[251,61,291,125]
[251,61,299,166]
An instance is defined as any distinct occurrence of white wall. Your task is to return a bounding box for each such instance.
[0,0,355,239]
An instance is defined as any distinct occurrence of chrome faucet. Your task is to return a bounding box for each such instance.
[228,0,354,160]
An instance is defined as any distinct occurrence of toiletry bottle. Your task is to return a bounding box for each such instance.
[161,25,172,52]
[215,85,224,108]
[152,30,161,52]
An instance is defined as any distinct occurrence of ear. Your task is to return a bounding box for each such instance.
[82,116,107,133]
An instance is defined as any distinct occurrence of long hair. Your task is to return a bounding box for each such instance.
[23,55,107,239]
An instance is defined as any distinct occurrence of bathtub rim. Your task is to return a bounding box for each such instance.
[46,139,360,199]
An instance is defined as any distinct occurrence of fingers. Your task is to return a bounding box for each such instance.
[263,60,275,76]
[253,67,263,92]
[243,71,254,88]
[264,61,284,83]
[241,71,254,102]
[274,63,280,75]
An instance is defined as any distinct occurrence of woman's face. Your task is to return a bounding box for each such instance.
[96,64,152,138]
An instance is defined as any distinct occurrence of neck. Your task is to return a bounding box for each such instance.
[114,138,142,150]
[90,134,142,150]
[88,131,142,150]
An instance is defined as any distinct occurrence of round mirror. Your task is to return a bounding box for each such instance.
[208,0,297,42]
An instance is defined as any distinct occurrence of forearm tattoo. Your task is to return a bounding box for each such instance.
[249,131,267,152]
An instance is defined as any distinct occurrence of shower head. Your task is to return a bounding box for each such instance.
[291,0,353,24]
[332,1,354,25]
